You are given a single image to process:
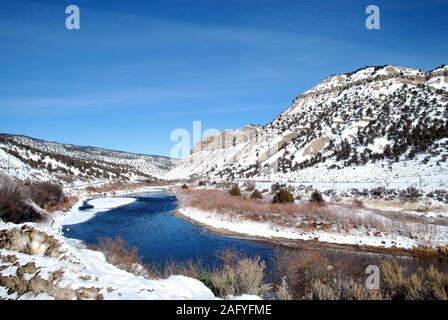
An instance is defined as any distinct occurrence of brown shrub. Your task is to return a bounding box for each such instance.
[273,189,294,204]
[307,278,383,300]
[210,250,267,297]
[274,250,332,299]
[90,237,160,279]
[29,182,63,208]
[310,190,324,203]
[352,199,364,208]
[0,180,40,223]
[380,260,448,300]
[251,189,263,199]
[228,185,242,197]
[176,188,427,236]
[91,237,141,268]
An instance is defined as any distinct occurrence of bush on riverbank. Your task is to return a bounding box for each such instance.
[88,237,160,279]
[273,250,448,300]
[92,237,141,266]
[158,250,267,297]
[251,189,263,199]
[310,190,324,203]
[91,238,267,298]
[273,189,294,204]
[210,250,267,297]
[90,236,448,300]
[228,185,242,197]
[29,182,64,208]
[175,188,431,236]
[0,174,43,223]
[0,182,40,223]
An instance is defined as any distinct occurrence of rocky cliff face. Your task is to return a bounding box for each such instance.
[167,65,448,182]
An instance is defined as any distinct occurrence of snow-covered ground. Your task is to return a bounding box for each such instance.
[56,185,172,225]
[0,186,262,300]
[0,221,215,300]
[1,187,210,300]
[177,206,448,250]
[57,197,137,225]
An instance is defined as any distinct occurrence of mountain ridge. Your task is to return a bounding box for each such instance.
[0,132,172,160]
[0,133,177,183]
[167,64,448,184]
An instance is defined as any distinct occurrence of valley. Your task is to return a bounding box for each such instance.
[1,64,448,300]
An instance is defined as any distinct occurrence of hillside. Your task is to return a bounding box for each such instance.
[0,134,176,184]
[167,65,448,188]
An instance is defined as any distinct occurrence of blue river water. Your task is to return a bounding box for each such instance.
[63,190,278,268]
[62,190,447,276]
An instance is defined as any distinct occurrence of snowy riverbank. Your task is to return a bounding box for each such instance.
[55,185,172,226]
[177,207,448,250]
[0,221,216,300]
[0,186,221,300]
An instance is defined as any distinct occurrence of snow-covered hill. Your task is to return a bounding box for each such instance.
[0,134,176,183]
[167,65,448,187]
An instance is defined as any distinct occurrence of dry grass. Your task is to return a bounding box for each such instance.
[89,237,161,279]
[210,249,267,297]
[176,188,420,235]
[307,278,383,300]
[380,260,448,299]
[159,250,268,297]
[90,238,267,297]
[274,251,448,300]
[90,237,141,267]
[162,259,209,279]
[410,246,448,260]
[47,196,79,213]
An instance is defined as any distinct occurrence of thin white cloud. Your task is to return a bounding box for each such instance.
[0,87,209,110]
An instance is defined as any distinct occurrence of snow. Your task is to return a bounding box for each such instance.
[166,64,448,183]
[0,220,218,300]
[56,197,137,225]
[367,137,389,154]
[0,134,176,183]
[0,188,263,300]
[177,207,448,250]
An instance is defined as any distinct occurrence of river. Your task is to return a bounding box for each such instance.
[62,190,446,277]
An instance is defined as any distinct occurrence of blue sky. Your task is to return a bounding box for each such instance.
[0,0,447,157]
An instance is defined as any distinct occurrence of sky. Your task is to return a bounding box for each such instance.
[0,0,447,157]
